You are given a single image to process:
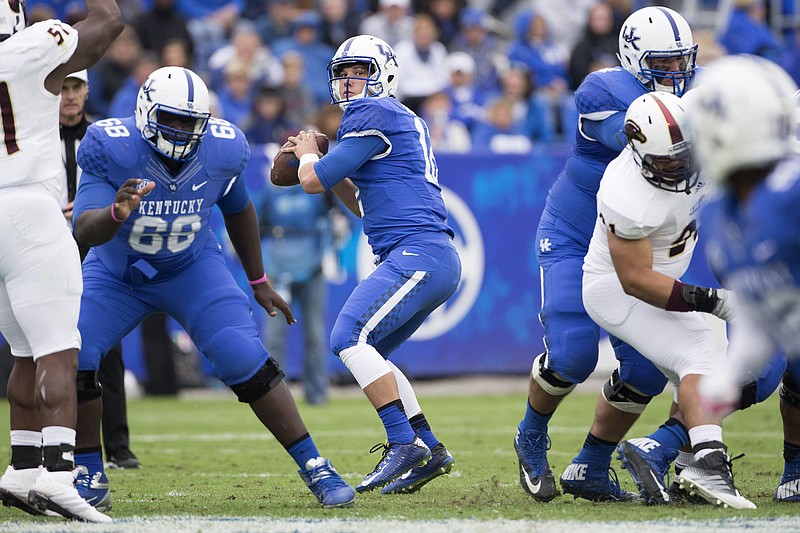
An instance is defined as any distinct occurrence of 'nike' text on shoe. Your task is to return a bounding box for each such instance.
[560,461,640,503]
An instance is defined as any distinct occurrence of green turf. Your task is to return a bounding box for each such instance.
[0,386,794,522]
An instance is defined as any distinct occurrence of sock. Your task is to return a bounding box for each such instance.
[9,430,42,469]
[75,447,104,475]
[519,399,553,433]
[574,433,617,469]
[377,400,415,444]
[784,440,800,464]
[675,450,694,474]
[286,433,320,470]
[688,425,724,460]
[646,417,689,451]
[409,413,439,450]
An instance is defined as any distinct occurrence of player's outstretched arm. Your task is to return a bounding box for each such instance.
[222,202,296,325]
[74,178,154,247]
[45,0,124,94]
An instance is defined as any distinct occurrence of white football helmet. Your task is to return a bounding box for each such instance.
[692,55,798,185]
[0,0,26,42]
[135,66,210,160]
[618,6,697,96]
[327,34,399,109]
[624,91,697,193]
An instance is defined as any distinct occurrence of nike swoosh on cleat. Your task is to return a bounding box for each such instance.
[523,471,542,493]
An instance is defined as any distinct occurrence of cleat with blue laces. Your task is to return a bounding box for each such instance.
[75,466,111,511]
[298,457,355,508]
[559,460,641,502]
[356,436,430,493]
[617,438,678,505]
[774,462,800,502]
[514,427,557,502]
[381,443,454,494]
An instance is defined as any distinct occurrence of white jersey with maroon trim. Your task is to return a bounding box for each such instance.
[0,20,79,189]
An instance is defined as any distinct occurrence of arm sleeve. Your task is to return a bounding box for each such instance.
[581,111,627,151]
[314,135,387,190]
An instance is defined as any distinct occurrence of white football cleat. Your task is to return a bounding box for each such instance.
[28,469,112,523]
[677,450,756,509]
[0,465,58,516]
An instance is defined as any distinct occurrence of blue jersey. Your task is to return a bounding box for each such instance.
[74,116,251,283]
[314,97,453,260]
[541,67,649,245]
[703,155,800,356]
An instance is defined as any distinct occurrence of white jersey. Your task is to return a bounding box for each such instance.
[584,146,709,280]
[0,20,79,189]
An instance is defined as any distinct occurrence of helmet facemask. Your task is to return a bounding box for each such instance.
[327,34,399,110]
[329,59,384,108]
[147,106,209,160]
[640,47,697,96]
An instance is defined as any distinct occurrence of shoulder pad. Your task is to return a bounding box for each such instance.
[577,68,639,115]
[78,118,145,176]
[340,98,389,138]
[200,119,251,180]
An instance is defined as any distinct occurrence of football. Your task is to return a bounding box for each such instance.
[270,132,329,186]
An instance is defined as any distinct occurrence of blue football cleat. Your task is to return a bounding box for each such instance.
[559,460,640,502]
[381,443,454,494]
[356,436,430,493]
[298,457,355,508]
[617,438,678,505]
[75,467,111,511]
[774,462,800,502]
[514,427,558,502]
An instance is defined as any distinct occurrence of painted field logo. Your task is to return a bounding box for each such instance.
[356,186,483,340]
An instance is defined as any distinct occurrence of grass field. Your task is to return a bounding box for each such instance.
[0,379,797,531]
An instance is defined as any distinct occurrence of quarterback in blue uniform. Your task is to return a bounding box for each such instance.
[515,6,700,502]
[693,56,800,503]
[284,35,462,495]
[71,66,355,510]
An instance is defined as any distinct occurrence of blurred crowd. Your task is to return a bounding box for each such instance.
[26,0,800,153]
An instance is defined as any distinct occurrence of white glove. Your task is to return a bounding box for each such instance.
[711,288,737,322]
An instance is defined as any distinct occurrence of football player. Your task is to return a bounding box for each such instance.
[0,0,123,523]
[693,55,800,504]
[70,66,355,510]
[283,34,462,494]
[581,91,754,509]
[515,6,697,502]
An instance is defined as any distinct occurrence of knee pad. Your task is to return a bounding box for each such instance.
[613,338,669,397]
[739,354,787,410]
[76,371,102,403]
[780,371,800,409]
[229,358,285,404]
[338,344,392,389]
[602,368,653,414]
[532,353,576,397]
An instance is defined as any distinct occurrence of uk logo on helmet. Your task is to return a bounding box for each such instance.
[622,26,640,50]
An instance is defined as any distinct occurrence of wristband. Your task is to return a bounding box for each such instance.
[298,153,320,177]
[247,273,268,286]
[666,280,717,313]
[110,204,124,223]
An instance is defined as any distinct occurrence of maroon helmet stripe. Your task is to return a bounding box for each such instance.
[651,94,683,144]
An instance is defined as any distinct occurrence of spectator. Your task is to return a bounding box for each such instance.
[532,0,598,55]
[254,0,298,47]
[178,0,243,74]
[717,0,784,63]
[87,25,142,118]
[471,95,533,154]
[442,51,487,133]
[160,37,194,68]
[569,1,618,90]
[420,0,463,48]
[359,0,414,47]
[107,52,160,119]
[207,19,284,95]
[273,11,336,106]
[318,0,360,48]
[277,51,318,127]
[132,0,194,65]
[507,8,574,139]
[217,58,257,127]
[420,91,472,153]
[242,85,300,144]
[394,13,449,114]
[450,7,506,94]
[254,184,348,406]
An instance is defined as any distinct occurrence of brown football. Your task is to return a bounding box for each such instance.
[270,132,329,186]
